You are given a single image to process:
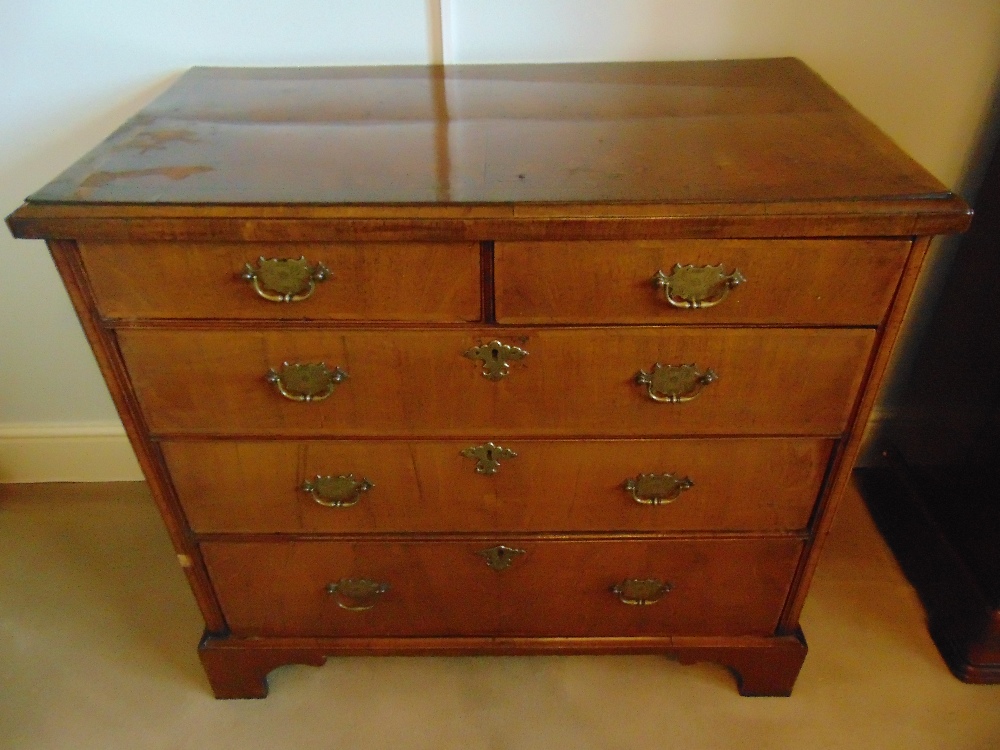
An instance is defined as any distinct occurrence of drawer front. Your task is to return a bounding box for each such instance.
[202,539,496,638]
[165,438,831,534]
[201,538,803,638]
[495,239,909,325]
[494,537,803,637]
[119,327,874,436]
[79,242,482,321]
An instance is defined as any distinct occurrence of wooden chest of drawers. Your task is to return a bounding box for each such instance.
[6,59,970,698]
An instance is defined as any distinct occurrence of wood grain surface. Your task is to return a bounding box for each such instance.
[117,327,875,436]
[496,239,908,325]
[200,537,803,638]
[80,241,481,322]
[7,60,970,243]
[163,437,832,533]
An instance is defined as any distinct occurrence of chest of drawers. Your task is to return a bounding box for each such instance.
[6,59,970,698]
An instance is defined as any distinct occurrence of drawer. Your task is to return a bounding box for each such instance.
[201,537,804,638]
[119,327,874,436]
[165,438,831,534]
[495,239,909,325]
[79,242,481,322]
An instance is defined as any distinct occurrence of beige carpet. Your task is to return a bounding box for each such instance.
[1,480,998,749]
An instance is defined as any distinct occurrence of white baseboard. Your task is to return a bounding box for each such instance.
[0,422,143,483]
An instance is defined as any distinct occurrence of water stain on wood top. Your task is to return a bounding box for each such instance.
[72,166,214,200]
[26,59,956,206]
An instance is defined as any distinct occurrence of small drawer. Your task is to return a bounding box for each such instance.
[201,537,803,638]
[119,327,874,437]
[79,241,481,322]
[495,239,909,325]
[202,539,496,638]
[165,437,831,534]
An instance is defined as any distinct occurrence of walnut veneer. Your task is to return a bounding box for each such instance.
[6,59,971,698]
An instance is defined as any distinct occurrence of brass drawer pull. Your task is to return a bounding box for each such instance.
[325,578,391,611]
[464,340,528,380]
[635,363,717,403]
[266,362,347,402]
[461,442,517,475]
[241,256,330,302]
[653,264,745,309]
[612,578,672,606]
[624,473,693,505]
[477,545,526,571]
[302,474,373,508]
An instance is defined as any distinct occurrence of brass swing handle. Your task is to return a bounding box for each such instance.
[624,473,693,505]
[653,264,745,309]
[266,362,347,402]
[241,256,330,303]
[325,578,391,611]
[302,474,373,508]
[612,578,673,605]
[635,363,717,403]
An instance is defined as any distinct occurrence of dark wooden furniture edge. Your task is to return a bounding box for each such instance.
[855,450,1000,684]
[777,235,935,630]
[198,630,808,699]
[45,239,228,632]
[6,60,972,701]
[930,631,1000,684]
[6,198,972,242]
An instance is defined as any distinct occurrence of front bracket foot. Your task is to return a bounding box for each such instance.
[674,629,808,697]
[198,633,327,699]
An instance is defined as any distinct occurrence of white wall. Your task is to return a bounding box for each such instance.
[0,1,433,480]
[3,1,1000,479]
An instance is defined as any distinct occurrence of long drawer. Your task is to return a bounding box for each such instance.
[201,537,804,638]
[495,239,909,325]
[119,327,874,436]
[79,242,482,322]
[165,437,831,534]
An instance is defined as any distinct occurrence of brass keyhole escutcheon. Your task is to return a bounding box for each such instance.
[464,340,528,380]
[460,442,517,475]
[477,545,526,571]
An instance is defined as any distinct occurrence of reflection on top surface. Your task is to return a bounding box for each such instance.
[29,59,950,205]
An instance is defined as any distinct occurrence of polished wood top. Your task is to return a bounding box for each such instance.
[22,59,961,206]
[7,59,971,240]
